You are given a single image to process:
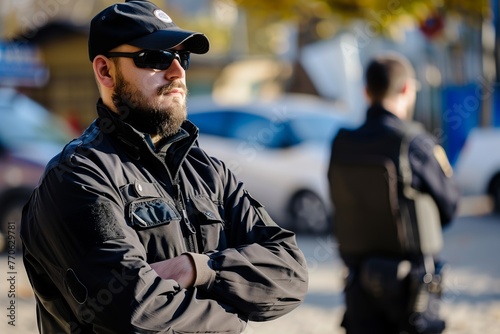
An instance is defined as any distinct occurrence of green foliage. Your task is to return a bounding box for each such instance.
[233,0,490,24]
[232,0,491,53]
[232,0,315,21]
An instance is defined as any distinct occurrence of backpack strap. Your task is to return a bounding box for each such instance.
[398,124,438,275]
[399,124,423,199]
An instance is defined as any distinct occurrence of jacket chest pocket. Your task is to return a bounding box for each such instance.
[187,196,228,252]
[120,181,185,260]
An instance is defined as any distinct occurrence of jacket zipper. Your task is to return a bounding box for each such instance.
[144,135,198,253]
[175,182,198,253]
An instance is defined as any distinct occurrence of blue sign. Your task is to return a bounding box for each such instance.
[493,0,498,30]
[0,42,49,87]
[442,84,482,165]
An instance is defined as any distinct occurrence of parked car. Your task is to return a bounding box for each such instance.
[187,94,361,234]
[0,88,75,251]
[454,127,500,213]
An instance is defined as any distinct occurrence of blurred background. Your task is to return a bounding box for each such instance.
[1,1,500,333]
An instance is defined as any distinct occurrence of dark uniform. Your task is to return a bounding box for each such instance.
[328,103,459,334]
[21,101,309,334]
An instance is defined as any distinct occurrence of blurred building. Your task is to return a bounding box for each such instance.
[0,0,107,129]
[0,0,228,130]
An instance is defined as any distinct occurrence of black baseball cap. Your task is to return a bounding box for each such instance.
[88,0,210,62]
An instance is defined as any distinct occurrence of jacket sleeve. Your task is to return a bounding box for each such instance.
[409,135,460,226]
[23,159,247,334]
[198,158,309,322]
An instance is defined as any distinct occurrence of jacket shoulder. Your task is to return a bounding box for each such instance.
[43,121,109,178]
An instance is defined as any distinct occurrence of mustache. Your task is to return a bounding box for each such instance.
[157,81,187,95]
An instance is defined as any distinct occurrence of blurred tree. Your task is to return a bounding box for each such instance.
[233,0,492,96]
[232,0,490,49]
[233,0,489,25]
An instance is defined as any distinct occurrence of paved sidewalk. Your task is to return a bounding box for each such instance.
[243,214,500,334]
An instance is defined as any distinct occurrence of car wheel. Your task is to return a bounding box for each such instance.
[0,195,28,253]
[288,190,331,234]
[491,177,500,214]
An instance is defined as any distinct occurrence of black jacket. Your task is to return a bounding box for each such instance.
[330,104,459,227]
[21,101,308,334]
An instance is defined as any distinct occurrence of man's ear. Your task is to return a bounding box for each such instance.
[93,55,115,88]
[400,81,409,96]
[364,86,372,104]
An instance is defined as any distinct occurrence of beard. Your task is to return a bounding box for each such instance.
[111,68,188,138]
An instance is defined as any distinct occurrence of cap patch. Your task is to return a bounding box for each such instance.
[154,9,172,23]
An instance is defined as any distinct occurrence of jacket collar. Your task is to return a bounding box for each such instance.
[364,102,422,139]
[366,103,405,127]
[366,103,397,120]
[95,100,199,174]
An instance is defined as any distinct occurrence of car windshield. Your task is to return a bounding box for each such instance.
[190,110,299,148]
[190,108,344,149]
[289,114,341,143]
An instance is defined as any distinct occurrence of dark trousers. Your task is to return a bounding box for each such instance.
[341,259,446,334]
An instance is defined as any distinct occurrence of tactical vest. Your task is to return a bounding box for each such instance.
[328,124,443,267]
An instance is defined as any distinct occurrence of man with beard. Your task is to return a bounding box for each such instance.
[20,1,308,333]
[328,53,458,333]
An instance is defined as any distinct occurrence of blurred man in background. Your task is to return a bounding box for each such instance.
[328,52,459,334]
[21,1,308,333]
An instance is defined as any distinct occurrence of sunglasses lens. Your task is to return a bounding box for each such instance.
[134,51,190,70]
[178,53,190,70]
[134,51,173,70]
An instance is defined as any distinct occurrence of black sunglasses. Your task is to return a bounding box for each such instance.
[105,50,190,70]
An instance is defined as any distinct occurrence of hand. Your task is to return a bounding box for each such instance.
[150,254,196,289]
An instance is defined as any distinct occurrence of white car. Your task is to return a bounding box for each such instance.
[454,127,500,212]
[187,94,361,234]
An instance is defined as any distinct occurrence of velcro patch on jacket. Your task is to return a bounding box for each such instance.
[433,145,453,178]
[90,202,125,243]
